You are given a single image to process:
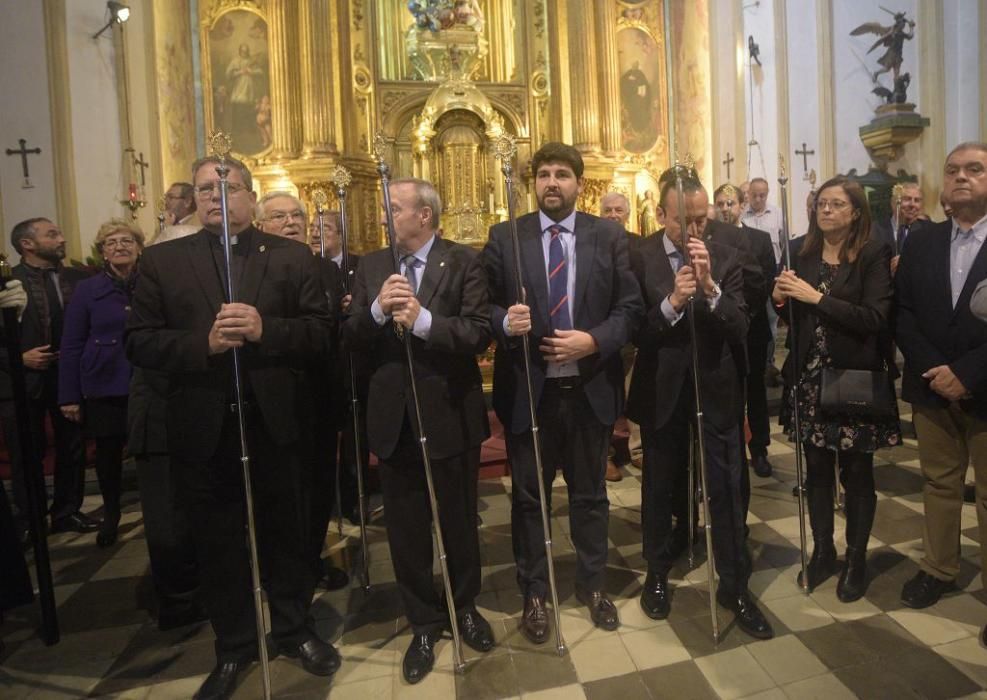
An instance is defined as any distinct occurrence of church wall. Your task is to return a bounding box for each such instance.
[0,0,58,257]
[943,0,983,149]
[784,0,821,236]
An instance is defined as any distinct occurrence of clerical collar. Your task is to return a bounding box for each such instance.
[208,226,254,249]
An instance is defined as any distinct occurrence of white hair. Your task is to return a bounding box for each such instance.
[255,191,306,220]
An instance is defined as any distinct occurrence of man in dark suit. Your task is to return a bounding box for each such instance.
[872,182,926,273]
[344,177,493,684]
[127,156,339,700]
[484,143,643,642]
[0,218,95,536]
[896,142,987,615]
[628,178,773,639]
[714,184,777,479]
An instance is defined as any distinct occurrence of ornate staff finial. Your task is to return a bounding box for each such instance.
[208,131,233,160]
[492,134,517,163]
[311,188,329,214]
[331,165,353,192]
[720,184,739,201]
[778,155,788,184]
[891,182,905,203]
[156,194,167,215]
[372,134,389,164]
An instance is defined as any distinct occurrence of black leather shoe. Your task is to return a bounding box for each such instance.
[194,659,250,700]
[751,455,773,478]
[457,609,494,652]
[51,511,100,534]
[576,588,620,631]
[402,632,435,684]
[317,561,350,591]
[519,595,549,644]
[278,635,341,676]
[96,515,120,548]
[900,570,954,609]
[640,570,671,620]
[717,589,774,640]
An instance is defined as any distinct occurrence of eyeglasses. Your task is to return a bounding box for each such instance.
[265,210,306,225]
[193,182,249,198]
[103,237,137,250]
[815,199,851,212]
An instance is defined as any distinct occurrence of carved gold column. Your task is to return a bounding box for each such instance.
[567,0,601,153]
[595,1,621,155]
[672,0,712,184]
[298,0,336,156]
[268,0,302,160]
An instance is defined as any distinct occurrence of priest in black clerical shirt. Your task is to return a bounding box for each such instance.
[126,156,338,700]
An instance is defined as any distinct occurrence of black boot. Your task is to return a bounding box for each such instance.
[838,495,876,602]
[797,487,838,591]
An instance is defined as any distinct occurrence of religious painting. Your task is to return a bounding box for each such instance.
[204,9,271,156]
[617,26,662,154]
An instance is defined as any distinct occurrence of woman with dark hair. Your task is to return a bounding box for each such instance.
[773,176,901,601]
[58,219,144,547]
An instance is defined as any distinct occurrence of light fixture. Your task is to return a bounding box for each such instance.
[93,1,131,39]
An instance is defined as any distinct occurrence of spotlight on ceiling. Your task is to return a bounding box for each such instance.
[93,1,131,39]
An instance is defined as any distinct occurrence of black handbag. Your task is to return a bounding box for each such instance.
[819,367,896,419]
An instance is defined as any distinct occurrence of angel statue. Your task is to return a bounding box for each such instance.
[851,9,915,84]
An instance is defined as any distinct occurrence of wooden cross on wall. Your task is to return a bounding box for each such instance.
[134,151,150,187]
[722,152,735,180]
[5,138,42,189]
[795,142,815,174]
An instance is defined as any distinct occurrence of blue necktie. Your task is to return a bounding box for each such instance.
[547,226,572,331]
[896,224,909,251]
[668,249,684,273]
[402,254,419,293]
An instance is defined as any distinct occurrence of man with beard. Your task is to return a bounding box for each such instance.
[1,218,95,538]
[628,179,773,639]
[484,142,642,642]
[714,183,777,479]
[156,182,200,244]
[255,192,351,592]
[127,157,338,699]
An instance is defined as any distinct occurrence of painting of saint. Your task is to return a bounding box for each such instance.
[208,11,271,155]
[617,27,662,153]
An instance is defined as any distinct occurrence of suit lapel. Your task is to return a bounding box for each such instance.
[953,232,987,319]
[572,213,597,322]
[652,233,675,301]
[416,237,448,307]
[187,232,226,310]
[520,216,548,315]
[237,232,270,307]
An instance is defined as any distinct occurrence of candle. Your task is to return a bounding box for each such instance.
[129,183,137,202]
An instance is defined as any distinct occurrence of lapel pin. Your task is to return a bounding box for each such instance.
[259,245,266,252]
[440,261,445,267]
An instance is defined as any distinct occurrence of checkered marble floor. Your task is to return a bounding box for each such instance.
[3,390,987,699]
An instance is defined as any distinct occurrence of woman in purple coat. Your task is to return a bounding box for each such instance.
[59,220,144,547]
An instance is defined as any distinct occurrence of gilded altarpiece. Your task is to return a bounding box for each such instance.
[144,1,714,250]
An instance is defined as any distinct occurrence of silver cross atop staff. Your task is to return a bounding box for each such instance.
[331,164,353,192]
[311,188,329,214]
[492,133,517,166]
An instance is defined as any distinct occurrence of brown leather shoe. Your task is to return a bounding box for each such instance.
[576,589,620,631]
[605,460,623,482]
[519,594,549,644]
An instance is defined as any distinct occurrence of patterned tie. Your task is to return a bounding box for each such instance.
[402,254,419,293]
[547,225,572,331]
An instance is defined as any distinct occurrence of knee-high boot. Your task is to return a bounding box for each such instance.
[798,486,839,591]
[837,494,876,602]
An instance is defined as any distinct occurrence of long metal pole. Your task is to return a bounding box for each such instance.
[673,167,719,643]
[333,176,372,594]
[374,139,465,673]
[494,137,567,657]
[316,208,345,541]
[215,156,272,698]
[778,160,810,595]
[0,258,58,646]
[687,423,695,569]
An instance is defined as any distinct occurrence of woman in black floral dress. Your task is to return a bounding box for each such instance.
[774,176,901,602]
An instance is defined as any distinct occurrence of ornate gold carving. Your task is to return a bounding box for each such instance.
[577,178,611,214]
[351,0,365,30]
[202,0,262,28]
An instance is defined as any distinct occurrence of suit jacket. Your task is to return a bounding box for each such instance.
[895,220,987,418]
[343,236,491,461]
[126,367,169,456]
[779,239,893,388]
[741,223,777,347]
[125,227,333,460]
[0,262,91,400]
[701,219,767,322]
[483,211,643,434]
[871,217,928,255]
[626,235,749,431]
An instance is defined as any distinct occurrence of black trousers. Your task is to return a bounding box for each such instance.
[171,411,312,662]
[507,381,611,597]
[379,423,481,635]
[135,453,200,614]
[1,369,86,523]
[745,340,771,457]
[305,424,338,580]
[338,396,372,516]
[642,389,750,594]
[0,478,32,612]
